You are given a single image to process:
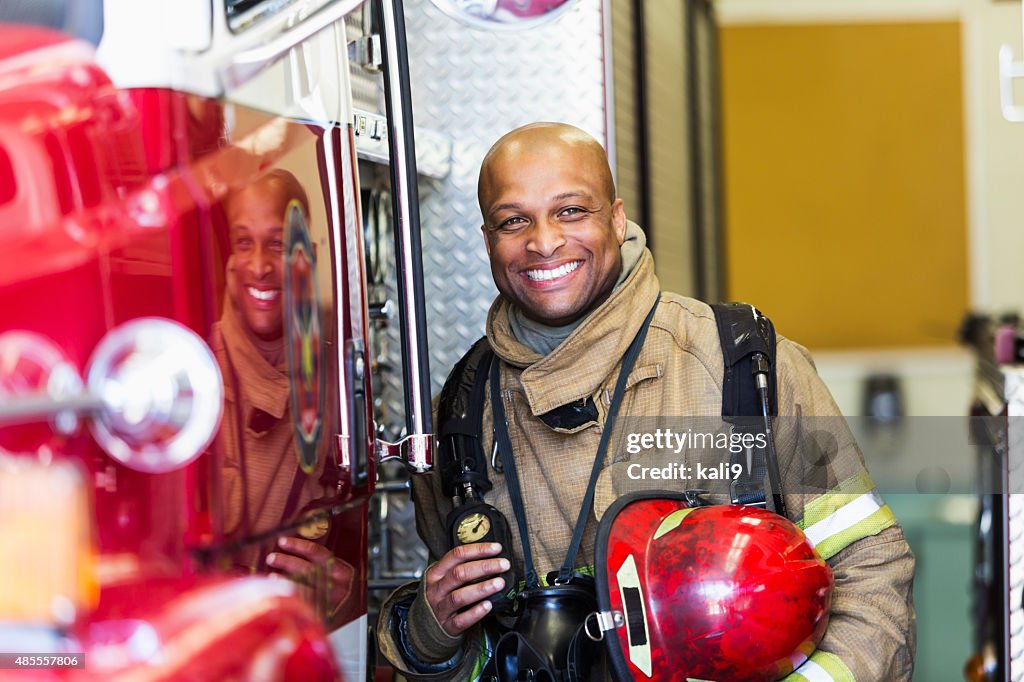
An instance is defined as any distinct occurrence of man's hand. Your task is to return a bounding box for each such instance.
[266,536,354,619]
[424,542,510,637]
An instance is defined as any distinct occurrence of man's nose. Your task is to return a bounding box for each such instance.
[525,218,566,257]
[249,246,274,277]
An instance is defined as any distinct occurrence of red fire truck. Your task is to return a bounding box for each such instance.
[0,1,432,678]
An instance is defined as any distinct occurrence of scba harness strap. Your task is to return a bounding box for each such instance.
[437,303,780,515]
[432,301,780,681]
[711,302,781,510]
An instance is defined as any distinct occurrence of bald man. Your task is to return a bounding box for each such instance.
[377,124,916,681]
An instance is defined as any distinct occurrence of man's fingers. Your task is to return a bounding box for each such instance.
[266,551,310,577]
[277,536,332,562]
[427,543,504,584]
[445,576,506,612]
[430,556,510,600]
[435,577,506,636]
[430,575,507,628]
[442,599,493,637]
[421,544,511,633]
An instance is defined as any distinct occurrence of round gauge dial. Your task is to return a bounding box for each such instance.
[298,515,330,540]
[456,512,492,544]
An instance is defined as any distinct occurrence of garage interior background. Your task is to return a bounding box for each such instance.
[363,0,1024,679]
[717,2,1023,677]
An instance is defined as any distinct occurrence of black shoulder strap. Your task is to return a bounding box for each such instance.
[711,302,778,419]
[438,305,782,507]
[710,302,779,509]
[437,337,494,499]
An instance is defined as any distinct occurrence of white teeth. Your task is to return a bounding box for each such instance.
[248,287,280,301]
[526,261,581,282]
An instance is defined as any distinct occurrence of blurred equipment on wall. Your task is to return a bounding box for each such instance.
[962,311,1024,682]
[863,373,905,426]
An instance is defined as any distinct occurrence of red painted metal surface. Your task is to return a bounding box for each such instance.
[601,500,833,681]
[0,21,372,679]
[74,575,338,681]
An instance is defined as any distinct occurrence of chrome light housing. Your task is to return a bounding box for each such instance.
[87,318,223,473]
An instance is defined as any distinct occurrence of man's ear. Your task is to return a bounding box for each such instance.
[480,224,492,256]
[611,198,627,244]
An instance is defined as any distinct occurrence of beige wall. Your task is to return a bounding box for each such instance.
[965,0,1024,312]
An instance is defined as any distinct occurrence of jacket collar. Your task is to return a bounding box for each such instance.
[220,302,290,421]
[486,248,661,416]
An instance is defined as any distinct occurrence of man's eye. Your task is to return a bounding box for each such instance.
[498,217,526,230]
[235,238,253,250]
[270,241,284,252]
[559,207,586,218]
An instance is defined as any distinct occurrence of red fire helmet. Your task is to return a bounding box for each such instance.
[594,493,833,682]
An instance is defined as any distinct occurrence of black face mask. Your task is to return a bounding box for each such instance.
[483,574,605,682]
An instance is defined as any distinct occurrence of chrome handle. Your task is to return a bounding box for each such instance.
[378,0,434,451]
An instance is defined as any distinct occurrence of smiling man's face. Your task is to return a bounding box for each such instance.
[226,181,289,341]
[479,124,626,327]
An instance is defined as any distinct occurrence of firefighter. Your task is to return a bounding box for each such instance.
[378,123,916,680]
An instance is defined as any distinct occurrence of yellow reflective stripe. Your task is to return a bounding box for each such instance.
[795,470,896,560]
[801,490,895,560]
[810,499,895,560]
[784,651,856,682]
[654,507,697,540]
[797,470,876,530]
[519,564,595,591]
[467,630,496,682]
[468,650,487,681]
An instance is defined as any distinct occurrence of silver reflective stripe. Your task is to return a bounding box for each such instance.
[792,659,836,682]
[803,491,884,548]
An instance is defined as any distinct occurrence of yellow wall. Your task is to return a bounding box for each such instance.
[721,22,968,348]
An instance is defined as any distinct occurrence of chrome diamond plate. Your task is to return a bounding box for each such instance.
[366,0,613,598]
[1008,369,1024,680]
[353,108,453,179]
[405,0,610,399]
[366,0,611,436]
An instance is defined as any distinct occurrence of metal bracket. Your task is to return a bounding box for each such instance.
[375,433,433,472]
[584,610,624,641]
[1000,45,1024,123]
[348,34,382,69]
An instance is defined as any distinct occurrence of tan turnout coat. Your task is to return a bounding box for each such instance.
[379,248,916,681]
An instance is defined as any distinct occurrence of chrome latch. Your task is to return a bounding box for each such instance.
[375,433,433,472]
[348,35,382,69]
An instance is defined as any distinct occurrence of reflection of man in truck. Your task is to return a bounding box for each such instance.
[214,169,352,618]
